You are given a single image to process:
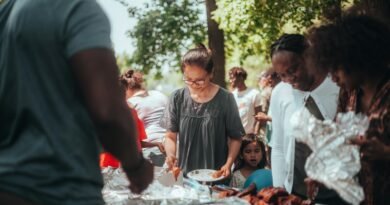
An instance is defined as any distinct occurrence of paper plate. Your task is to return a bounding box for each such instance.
[187,169,225,182]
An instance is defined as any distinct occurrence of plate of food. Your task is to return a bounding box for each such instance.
[187,169,226,182]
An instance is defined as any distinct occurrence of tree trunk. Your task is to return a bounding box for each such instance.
[205,0,226,88]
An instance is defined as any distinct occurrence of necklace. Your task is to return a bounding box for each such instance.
[193,101,202,110]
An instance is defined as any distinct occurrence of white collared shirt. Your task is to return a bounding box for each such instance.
[269,76,339,192]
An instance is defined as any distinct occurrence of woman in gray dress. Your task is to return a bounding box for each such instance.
[161,44,245,177]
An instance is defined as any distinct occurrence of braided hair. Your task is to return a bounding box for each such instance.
[270,34,307,58]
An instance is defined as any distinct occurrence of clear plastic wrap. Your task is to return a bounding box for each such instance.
[291,109,368,205]
[101,167,249,205]
[101,167,199,205]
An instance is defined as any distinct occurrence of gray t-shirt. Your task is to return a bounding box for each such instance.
[0,0,111,204]
[161,87,245,174]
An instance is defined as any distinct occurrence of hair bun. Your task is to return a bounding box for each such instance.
[195,43,212,54]
[119,69,144,90]
[124,70,134,79]
[196,43,207,50]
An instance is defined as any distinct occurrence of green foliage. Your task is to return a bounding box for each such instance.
[127,0,206,77]
[120,0,361,84]
[213,0,347,62]
[225,47,271,88]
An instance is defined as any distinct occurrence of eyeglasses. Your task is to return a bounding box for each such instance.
[182,77,207,86]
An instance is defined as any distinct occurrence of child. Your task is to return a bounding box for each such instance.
[230,134,268,189]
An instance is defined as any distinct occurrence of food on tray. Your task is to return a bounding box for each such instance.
[236,183,257,198]
[242,195,260,204]
[257,187,289,202]
[211,169,224,178]
[215,186,306,205]
[256,201,270,205]
[277,195,303,205]
[301,200,315,205]
[212,185,239,198]
[218,189,239,198]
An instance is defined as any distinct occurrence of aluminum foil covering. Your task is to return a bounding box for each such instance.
[291,109,368,205]
[101,167,249,205]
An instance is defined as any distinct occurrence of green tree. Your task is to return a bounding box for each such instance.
[127,0,206,78]
[214,0,390,62]
[213,0,346,62]
[115,52,132,74]
[121,0,390,86]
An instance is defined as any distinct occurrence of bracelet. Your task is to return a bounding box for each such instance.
[124,156,146,174]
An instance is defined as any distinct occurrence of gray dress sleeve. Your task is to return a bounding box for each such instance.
[225,93,245,139]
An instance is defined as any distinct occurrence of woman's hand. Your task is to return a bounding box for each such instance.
[349,136,390,160]
[164,131,178,169]
[219,163,232,177]
[165,155,177,170]
[221,137,241,177]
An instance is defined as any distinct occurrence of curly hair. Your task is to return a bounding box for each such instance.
[305,15,390,75]
[119,69,144,90]
[229,66,248,80]
[270,34,308,58]
[181,43,214,74]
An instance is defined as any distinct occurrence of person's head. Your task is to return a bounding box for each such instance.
[181,44,214,91]
[234,134,267,172]
[228,67,247,89]
[306,15,390,90]
[270,34,315,91]
[258,67,281,89]
[119,69,144,98]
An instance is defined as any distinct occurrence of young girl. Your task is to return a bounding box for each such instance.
[230,135,268,189]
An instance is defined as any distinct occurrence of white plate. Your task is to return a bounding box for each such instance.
[187,169,225,182]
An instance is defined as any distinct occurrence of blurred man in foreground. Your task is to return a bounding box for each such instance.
[0,0,153,204]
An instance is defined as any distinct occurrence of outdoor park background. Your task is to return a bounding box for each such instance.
[97,0,390,95]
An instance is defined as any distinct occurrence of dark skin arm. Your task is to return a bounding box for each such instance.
[350,136,390,160]
[69,48,153,194]
[141,141,165,154]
